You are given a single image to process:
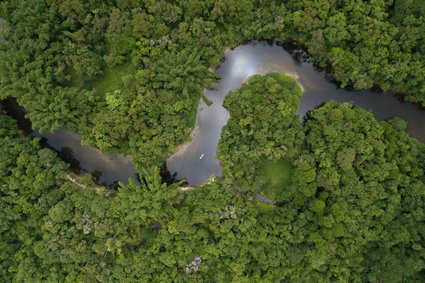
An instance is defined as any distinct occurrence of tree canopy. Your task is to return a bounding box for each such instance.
[216,74,425,281]
[1,0,425,281]
[1,0,424,168]
[1,72,424,280]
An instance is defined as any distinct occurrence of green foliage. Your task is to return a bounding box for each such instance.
[1,0,425,281]
[260,158,293,200]
[201,93,213,106]
[0,109,19,136]
[216,77,425,281]
[0,111,187,281]
[0,112,69,281]
[2,0,425,168]
[1,97,425,281]
[288,101,425,282]
[218,73,304,200]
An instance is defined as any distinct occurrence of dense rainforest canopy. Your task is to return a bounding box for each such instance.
[1,0,425,167]
[1,0,425,281]
[1,74,425,281]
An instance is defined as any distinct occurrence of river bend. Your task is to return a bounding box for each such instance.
[167,41,425,185]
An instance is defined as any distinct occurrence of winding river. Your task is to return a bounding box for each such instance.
[167,41,425,185]
[2,40,425,186]
[0,98,138,187]
[1,20,138,186]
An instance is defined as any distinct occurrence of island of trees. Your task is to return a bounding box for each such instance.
[1,0,424,281]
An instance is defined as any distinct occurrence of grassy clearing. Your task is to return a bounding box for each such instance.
[259,158,293,201]
[64,65,135,97]
[92,65,134,96]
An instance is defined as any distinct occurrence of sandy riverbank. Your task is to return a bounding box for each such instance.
[166,120,201,161]
[243,71,305,92]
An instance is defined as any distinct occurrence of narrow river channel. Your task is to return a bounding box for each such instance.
[2,39,425,186]
[0,99,139,187]
[167,40,425,185]
[1,19,138,187]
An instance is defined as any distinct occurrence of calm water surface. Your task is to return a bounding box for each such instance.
[33,131,138,186]
[2,39,424,186]
[0,99,138,187]
[167,41,425,185]
[0,18,4,42]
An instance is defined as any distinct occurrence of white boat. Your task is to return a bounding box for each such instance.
[199,154,205,159]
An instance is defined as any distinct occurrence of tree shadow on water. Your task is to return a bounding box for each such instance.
[161,161,186,186]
